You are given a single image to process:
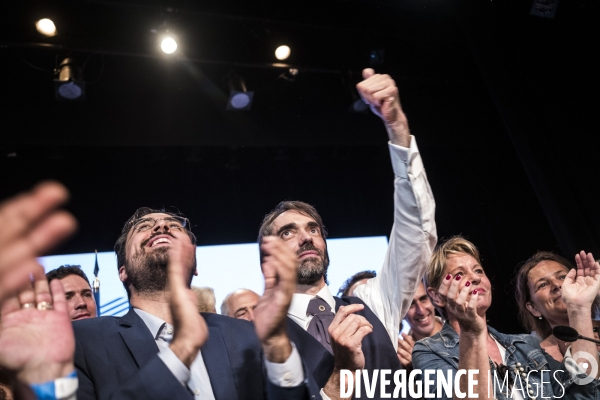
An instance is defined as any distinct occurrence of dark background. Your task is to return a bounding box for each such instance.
[1,0,597,333]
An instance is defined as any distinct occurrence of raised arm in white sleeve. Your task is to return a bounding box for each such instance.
[353,69,437,349]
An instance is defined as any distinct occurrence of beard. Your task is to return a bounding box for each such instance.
[125,237,196,295]
[126,246,170,295]
[296,243,329,285]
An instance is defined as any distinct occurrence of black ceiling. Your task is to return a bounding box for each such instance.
[1,0,597,332]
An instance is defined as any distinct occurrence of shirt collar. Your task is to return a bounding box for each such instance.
[133,307,167,340]
[289,285,337,321]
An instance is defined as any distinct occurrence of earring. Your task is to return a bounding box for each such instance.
[538,316,542,320]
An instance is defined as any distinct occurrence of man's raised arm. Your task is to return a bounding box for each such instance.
[353,68,437,348]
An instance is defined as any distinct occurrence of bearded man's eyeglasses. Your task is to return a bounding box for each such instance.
[131,216,189,232]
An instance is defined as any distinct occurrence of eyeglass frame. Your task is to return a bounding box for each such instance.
[128,216,191,233]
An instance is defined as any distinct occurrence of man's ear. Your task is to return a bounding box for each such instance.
[118,266,128,283]
[427,287,446,308]
[525,302,542,318]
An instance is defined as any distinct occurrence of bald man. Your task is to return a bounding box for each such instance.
[221,289,260,321]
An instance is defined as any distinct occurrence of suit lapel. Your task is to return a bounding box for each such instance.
[202,326,238,400]
[334,296,346,311]
[118,308,160,368]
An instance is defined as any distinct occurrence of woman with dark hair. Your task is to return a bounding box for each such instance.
[514,250,600,364]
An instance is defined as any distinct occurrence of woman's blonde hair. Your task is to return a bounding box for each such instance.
[424,236,482,320]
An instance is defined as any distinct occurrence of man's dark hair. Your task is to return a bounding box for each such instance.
[258,201,328,243]
[258,201,330,283]
[46,265,91,288]
[338,270,377,297]
[114,207,197,297]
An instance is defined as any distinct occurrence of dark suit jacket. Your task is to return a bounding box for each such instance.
[288,296,406,400]
[73,309,315,400]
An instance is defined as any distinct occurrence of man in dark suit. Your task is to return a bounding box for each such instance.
[74,207,317,400]
[258,69,436,399]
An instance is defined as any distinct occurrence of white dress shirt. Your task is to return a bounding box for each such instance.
[353,137,437,349]
[134,308,304,398]
[288,285,336,330]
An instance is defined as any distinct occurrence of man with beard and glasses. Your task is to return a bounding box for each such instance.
[72,207,320,400]
[258,69,436,399]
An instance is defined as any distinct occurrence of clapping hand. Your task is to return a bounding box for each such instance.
[0,182,76,305]
[167,237,208,368]
[436,274,485,335]
[0,275,75,385]
[563,251,600,309]
[397,333,415,371]
[0,182,76,391]
[254,237,297,363]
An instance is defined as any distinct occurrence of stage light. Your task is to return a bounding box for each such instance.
[275,45,291,61]
[54,57,85,101]
[36,18,57,37]
[226,73,254,111]
[160,36,178,54]
[229,92,253,109]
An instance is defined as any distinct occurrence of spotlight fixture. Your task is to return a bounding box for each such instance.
[36,18,57,37]
[275,45,291,61]
[54,57,85,101]
[226,73,254,111]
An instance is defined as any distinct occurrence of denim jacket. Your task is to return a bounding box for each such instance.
[412,323,596,400]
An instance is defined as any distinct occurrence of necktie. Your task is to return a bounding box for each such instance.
[306,297,335,354]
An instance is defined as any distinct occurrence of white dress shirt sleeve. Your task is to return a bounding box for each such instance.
[353,135,437,349]
[263,342,305,387]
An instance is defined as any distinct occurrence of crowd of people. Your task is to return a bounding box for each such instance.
[0,68,598,400]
